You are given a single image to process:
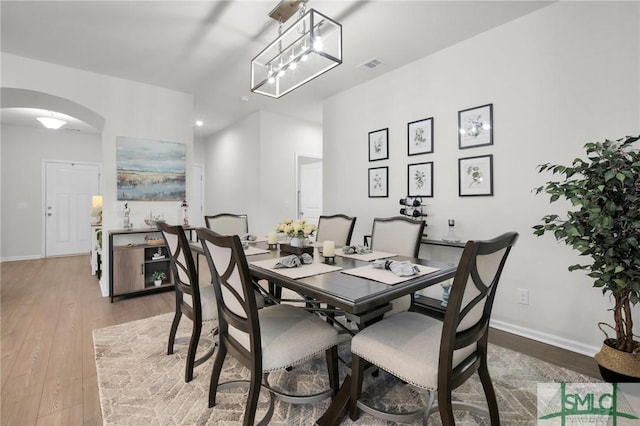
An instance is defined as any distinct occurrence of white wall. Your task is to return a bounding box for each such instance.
[204,111,261,227]
[204,110,322,235]
[1,124,101,259]
[323,1,640,355]
[1,53,194,288]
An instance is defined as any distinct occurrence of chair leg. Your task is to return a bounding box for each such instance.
[242,372,262,426]
[478,359,500,425]
[325,346,339,394]
[437,386,455,426]
[167,310,181,355]
[209,344,227,408]
[184,319,202,382]
[349,354,365,420]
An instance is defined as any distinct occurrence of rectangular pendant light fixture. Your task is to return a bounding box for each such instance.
[250,7,342,99]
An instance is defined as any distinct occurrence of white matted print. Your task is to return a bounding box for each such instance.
[407,162,433,197]
[368,166,388,198]
[458,104,493,149]
[459,154,493,196]
[407,117,434,156]
[368,128,389,161]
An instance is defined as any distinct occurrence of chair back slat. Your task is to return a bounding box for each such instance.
[371,216,425,257]
[197,227,261,367]
[204,213,249,236]
[315,214,356,246]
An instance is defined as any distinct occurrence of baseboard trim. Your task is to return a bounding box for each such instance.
[490,319,600,357]
[1,254,42,262]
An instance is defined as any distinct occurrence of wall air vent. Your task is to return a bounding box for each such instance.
[357,58,383,70]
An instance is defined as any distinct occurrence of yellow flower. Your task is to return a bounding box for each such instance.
[303,224,315,236]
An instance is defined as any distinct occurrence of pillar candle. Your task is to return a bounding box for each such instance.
[323,240,335,257]
[268,232,278,244]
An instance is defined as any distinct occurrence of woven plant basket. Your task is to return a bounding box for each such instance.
[594,339,640,380]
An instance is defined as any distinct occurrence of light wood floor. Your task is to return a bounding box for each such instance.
[0,255,601,425]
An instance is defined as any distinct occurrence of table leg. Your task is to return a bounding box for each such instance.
[315,375,350,426]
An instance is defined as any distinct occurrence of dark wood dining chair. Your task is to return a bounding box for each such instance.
[196,227,340,425]
[349,232,519,425]
[204,213,248,236]
[315,214,357,247]
[370,216,425,317]
[156,221,217,383]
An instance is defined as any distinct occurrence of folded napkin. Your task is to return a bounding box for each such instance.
[273,253,313,269]
[372,260,420,277]
[342,245,372,255]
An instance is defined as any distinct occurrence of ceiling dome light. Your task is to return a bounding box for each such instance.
[37,115,66,130]
[195,120,204,127]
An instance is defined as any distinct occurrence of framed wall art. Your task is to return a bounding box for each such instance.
[116,136,186,201]
[458,154,493,196]
[407,161,433,197]
[368,166,389,198]
[407,117,433,156]
[458,103,493,149]
[368,128,389,161]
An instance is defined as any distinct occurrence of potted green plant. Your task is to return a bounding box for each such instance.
[533,135,640,381]
[152,271,166,287]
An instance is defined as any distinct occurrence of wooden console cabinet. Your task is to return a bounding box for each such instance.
[108,228,177,302]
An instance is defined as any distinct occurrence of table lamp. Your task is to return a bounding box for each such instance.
[91,195,103,224]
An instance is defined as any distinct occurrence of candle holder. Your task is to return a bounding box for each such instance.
[323,255,336,264]
[268,243,278,250]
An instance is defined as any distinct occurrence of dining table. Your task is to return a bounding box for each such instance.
[191,239,457,425]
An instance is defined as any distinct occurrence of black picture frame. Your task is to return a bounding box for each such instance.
[368,128,389,161]
[407,117,434,156]
[458,103,493,149]
[407,161,433,197]
[458,154,494,196]
[368,166,389,198]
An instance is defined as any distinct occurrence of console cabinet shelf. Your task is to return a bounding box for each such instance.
[108,228,175,302]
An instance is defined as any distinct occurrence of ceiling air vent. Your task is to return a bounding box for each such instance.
[357,58,383,71]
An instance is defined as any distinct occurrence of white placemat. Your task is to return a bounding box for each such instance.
[341,264,440,285]
[335,248,397,262]
[250,257,342,279]
[244,246,269,256]
[248,236,268,243]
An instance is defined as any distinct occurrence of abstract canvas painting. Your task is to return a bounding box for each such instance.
[116,137,186,201]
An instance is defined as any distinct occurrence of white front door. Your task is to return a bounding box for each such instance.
[298,158,322,226]
[45,161,100,256]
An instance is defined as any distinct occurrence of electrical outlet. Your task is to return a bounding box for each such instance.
[517,288,529,305]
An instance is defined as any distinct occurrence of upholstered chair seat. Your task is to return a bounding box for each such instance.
[182,285,217,322]
[351,312,476,389]
[229,303,338,372]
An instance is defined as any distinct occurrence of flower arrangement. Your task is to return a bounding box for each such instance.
[276,218,316,239]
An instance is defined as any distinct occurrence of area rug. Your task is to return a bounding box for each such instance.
[94,313,600,425]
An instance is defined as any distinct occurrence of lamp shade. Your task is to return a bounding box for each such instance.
[251,8,342,98]
[91,195,103,219]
